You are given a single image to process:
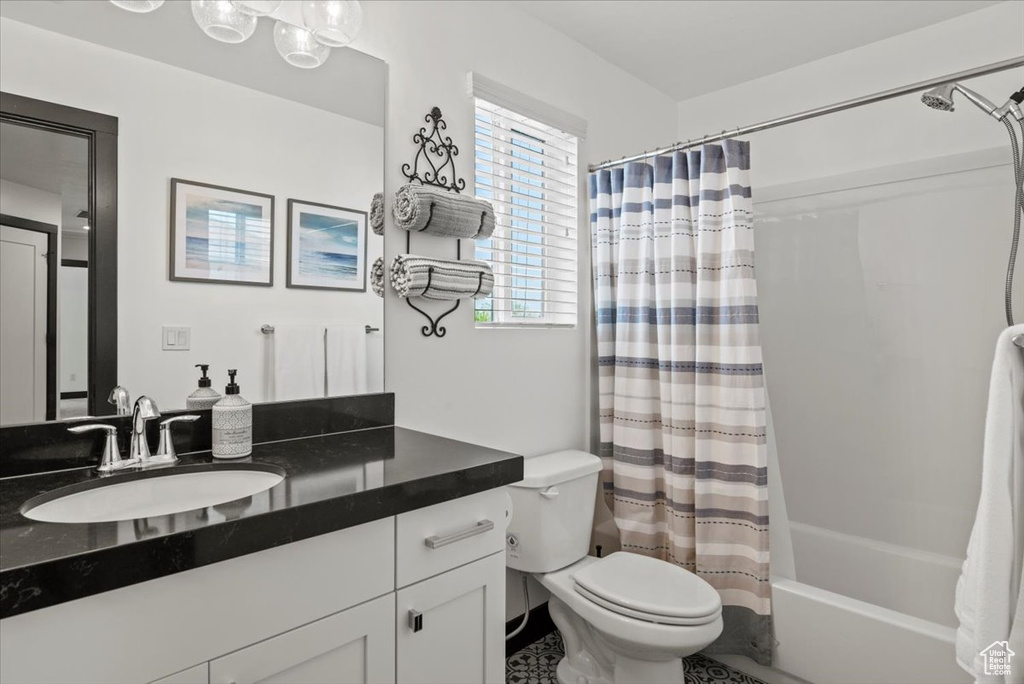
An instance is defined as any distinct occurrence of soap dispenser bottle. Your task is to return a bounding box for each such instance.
[211,369,252,459]
[186,364,222,410]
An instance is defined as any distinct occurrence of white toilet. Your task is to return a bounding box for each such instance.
[506,450,723,684]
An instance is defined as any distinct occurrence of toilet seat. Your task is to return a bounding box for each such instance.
[573,552,721,625]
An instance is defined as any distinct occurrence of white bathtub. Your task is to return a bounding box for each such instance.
[716,519,971,684]
[769,578,968,684]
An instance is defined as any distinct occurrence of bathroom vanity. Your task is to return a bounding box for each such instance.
[0,415,523,684]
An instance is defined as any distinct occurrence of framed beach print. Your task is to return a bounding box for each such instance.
[169,178,274,286]
[286,199,367,291]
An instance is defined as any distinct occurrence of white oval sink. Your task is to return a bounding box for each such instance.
[22,467,284,523]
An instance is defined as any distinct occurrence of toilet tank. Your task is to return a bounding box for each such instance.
[506,450,603,573]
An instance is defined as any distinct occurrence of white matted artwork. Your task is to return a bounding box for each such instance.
[286,199,367,291]
[170,178,274,286]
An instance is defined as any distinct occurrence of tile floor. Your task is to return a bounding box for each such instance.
[506,631,767,684]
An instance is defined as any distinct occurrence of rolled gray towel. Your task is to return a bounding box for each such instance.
[389,255,494,301]
[370,192,385,236]
[392,184,495,239]
[370,256,384,298]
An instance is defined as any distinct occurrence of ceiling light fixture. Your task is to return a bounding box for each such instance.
[301,0,362,48]
[112,0,362,69]
[109,0,165,12]
[273,21,331,69]
[191,0,258,44]
[229,1,283,17]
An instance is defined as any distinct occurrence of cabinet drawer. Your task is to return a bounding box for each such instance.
[395,488,507,587]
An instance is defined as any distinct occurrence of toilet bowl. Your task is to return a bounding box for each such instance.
[537,554,722,684]
[506,451,724,684]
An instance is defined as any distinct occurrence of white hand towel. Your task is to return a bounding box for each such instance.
[326,325,367,396]
[270,325,326,401]
[955,324,1024,684]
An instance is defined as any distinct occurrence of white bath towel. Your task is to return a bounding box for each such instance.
[956,325,1024,684]
[269,325,326,401]
[326,325,367,396]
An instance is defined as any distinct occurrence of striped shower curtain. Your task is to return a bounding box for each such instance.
[589,141,772,664]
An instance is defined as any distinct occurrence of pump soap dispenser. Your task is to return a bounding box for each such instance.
[186,364,222,410]
[211,369,252,459]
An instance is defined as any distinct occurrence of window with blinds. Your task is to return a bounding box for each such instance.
[473,98,578,327]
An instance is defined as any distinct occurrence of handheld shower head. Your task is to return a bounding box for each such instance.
[921,83,955,111]
[921,82,999,118]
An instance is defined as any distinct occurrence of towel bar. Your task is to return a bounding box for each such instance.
[261,324,379,334]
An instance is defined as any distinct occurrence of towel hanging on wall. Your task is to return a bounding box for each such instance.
[326,325,368,396]
[370,192,385,236]
[267,324,326,401]
[390,254,494,300]
[370,256,385,298]
[392,184,495,239]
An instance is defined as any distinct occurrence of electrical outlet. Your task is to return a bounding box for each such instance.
[162,326,191,351]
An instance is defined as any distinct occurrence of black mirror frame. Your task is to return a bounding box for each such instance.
[1,91,118,419]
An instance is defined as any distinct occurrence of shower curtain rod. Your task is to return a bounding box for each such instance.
[588,56,1024,172]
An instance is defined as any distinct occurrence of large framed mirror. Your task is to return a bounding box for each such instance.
[0,1,386,426]
[1,92,119,422]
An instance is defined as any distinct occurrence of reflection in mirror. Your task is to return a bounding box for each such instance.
[0,0,386,424]
[0,122,90,424]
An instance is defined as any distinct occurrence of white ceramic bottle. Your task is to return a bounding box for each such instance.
[211,369,252,459]
[186,364,222,410]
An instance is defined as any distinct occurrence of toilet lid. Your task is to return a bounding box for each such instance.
[573,553,721,621]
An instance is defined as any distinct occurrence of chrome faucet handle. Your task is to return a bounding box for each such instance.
[152,415,201,465]
[129,396,161,464]
[108,386,131,416]
[68,424,134,474]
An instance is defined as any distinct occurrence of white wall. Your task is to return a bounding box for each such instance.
[353,0,677,456]
[0,179,62,228]
[0,19,385,410]
[675,2,1024,189]
[349,1,679,619]
[59,265,88,394]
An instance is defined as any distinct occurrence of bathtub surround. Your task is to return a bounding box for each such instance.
[590,141,771,664]
[955,324,1024,683]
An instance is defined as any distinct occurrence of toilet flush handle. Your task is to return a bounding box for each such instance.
[540,486,559,499]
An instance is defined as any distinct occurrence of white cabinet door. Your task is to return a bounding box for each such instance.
[150,663,209,684]
[209,593,395,684]
[396,552,505,684]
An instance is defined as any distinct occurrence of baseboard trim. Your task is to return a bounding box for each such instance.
[505,601,556,656]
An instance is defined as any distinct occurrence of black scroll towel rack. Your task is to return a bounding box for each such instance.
[400,106,472,338]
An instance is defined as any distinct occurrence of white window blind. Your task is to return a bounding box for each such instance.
[473,98,579,327]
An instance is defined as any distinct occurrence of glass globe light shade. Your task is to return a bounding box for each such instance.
[191,0,258,44]
[109,0,165,12]
[273,21,331,69]
[301,1,362,48]
[229,0,282,16]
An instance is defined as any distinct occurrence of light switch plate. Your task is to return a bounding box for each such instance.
[162,326,191,351]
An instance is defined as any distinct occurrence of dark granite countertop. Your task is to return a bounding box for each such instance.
[0,427,523,619]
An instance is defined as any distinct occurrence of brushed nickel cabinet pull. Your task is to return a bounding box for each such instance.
[424,519,494,549]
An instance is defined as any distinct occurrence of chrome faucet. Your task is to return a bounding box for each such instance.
[129,396,161,464]
[152,414,200,466]
[108,386,131,416]
[68,423,130,474]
